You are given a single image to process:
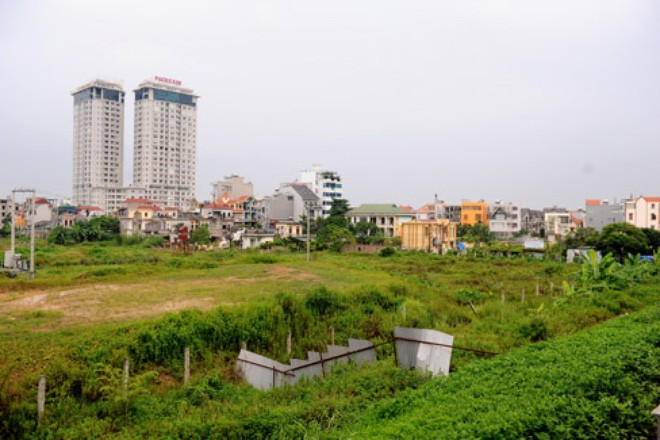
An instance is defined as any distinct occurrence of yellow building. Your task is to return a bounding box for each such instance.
[461,200,489,226]
[399,219,457,254]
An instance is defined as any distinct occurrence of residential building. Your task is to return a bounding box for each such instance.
[71,79,125,210]
[133,77,199,209]
[399,219,457,254]
[488,201,521,239]
[275,221,304,239]
[437,204,462,223]
[299,165,342,217]
[544,210,579,238]
[265,183,322,225]
[346,204,414,238]
[212,175,253,200]
[460,200,489,226]
[624,196,660,230]
[584,199,624,231]
[521,208,544,235]
[0,198,11,219]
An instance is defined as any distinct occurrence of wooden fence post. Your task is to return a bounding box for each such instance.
[286,330,292,355]
[37,375,45,426]
[123,357,129,423]
[330,326,335,346]
[521,288,525,303]
[184,347,190,386]
[535,282,540,296]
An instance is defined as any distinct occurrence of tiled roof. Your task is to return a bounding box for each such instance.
[125,198,158,204]
[137,205,162,211]
[347,204,411,215]
[290,184,319,202]
[415,203,435,214]
[585,199,601,206]
[77,206,103,211]
[643,197,660,202]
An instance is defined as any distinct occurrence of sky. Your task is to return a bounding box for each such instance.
[0,0,658,210]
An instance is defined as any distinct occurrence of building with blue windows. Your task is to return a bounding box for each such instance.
[133,78,199,209]
[299,165,343,217]
[71,80,126,210]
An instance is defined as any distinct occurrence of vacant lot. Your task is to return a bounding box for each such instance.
[2,241,658,438]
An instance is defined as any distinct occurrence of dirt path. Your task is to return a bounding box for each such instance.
[0,266,318,331]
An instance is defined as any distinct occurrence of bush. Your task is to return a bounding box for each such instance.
[379,247,396,257]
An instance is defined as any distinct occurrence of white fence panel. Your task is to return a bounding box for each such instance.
[394,327,453,377]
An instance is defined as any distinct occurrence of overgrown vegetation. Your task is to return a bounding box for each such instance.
[1,239,659,438]
[338,308,660,439]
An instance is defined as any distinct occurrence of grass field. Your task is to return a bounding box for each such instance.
[1,239,658,438]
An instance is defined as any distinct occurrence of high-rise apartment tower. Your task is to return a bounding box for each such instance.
[71,80,125,207]
[133,77,199,208]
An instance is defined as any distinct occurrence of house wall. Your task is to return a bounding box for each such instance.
[460,201,489,226]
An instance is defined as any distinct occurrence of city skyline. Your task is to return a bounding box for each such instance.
[1,0,659,210]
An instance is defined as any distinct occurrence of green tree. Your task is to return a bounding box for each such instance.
[324,225,355,252]
[565,227,600,249]
[351,221,384,244]
[596,223,650,261]
[459,223,494,244]
[641,228,660,253]
[190,225,211,244]
[0,214,9,238]
[90,216,120,236]
[47,226,74,245]
[328,199,350,217]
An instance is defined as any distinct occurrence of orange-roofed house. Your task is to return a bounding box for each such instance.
[624,196,660,230]
[460,200,489,226]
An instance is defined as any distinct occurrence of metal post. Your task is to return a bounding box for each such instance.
[184,347,190,386]
[29,191,35,279]
[652,405,660,440]
[37,375,45,426]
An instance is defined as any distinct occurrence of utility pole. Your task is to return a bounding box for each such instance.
[10,190,15,257]
[29,190,35,280]
[306,202,312,262]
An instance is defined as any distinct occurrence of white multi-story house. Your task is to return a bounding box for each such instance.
[71,80,125,211]
[133,77,199,209]
[299,165,342,217]
[489,201,521,239]
[544,210,579,238]
[624,196,660,230]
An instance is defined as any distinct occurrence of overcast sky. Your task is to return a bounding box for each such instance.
[1,0,658,209]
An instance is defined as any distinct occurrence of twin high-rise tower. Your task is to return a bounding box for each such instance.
[71,77,199,211]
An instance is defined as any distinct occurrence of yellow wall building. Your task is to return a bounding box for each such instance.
[399,219,458,254]
[461,200,489,226]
